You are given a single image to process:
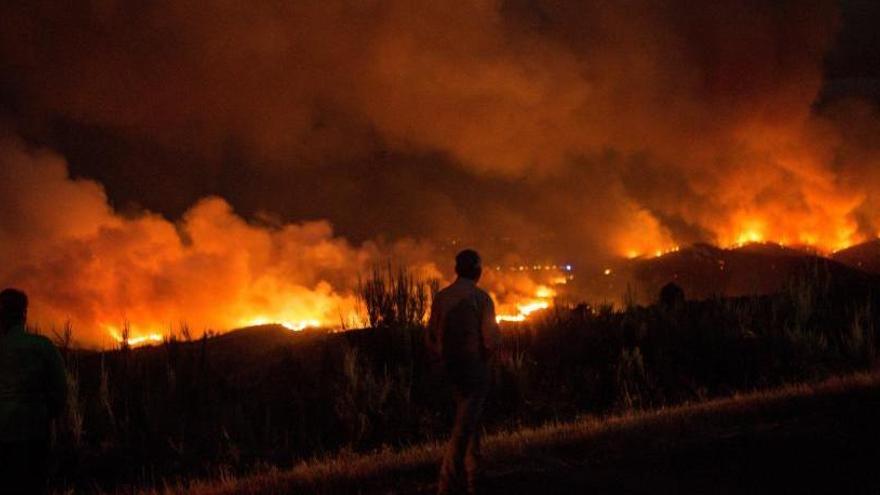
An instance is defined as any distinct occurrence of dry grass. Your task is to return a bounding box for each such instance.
[103,370,880,495]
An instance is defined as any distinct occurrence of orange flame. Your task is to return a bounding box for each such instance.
[496,284,556,323]
[106,325,163,348]
[243,317,322,332]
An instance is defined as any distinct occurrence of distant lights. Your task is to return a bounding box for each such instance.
[504,263,574,272]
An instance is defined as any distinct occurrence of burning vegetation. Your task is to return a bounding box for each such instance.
[1,0,880,347]
[0,139,577,346]
[4,132,880,348]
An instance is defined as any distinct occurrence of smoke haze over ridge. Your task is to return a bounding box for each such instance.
[2,0,880,344]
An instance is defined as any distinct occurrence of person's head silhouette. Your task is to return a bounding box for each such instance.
[659,282,684,310]
[0,288,28,332]
[455,249,482,283]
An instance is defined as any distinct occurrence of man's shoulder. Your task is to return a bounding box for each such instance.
[21,332,57,351]
[434,284,454,301]
[435,280,492,304]
[474,287,493,305]
[2,331,57,359]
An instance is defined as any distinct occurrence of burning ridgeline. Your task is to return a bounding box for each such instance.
[491,262,574,323]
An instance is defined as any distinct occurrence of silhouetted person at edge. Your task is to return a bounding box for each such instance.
[426,250,500,495]
[0,289,67,495]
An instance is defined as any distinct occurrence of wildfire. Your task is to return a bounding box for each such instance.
[243,316,322,332]
[726,224,860,253]
[106,326,163,347]
[712,210,863,254]
[625,246,681,259]
[102,312,330,347]
[735,230,764,246]
[496,284,556,323]
[624,218,864,260]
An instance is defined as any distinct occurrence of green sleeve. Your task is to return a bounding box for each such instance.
[43,340,68,419]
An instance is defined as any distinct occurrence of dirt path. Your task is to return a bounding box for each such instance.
[371,377,880,494]
[178,374,880,495]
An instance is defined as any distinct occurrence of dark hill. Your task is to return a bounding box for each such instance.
[832,239,880,274]
[630,242,878,301]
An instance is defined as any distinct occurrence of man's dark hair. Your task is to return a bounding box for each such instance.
[455,249,482,280]
[659,282,684,309]
[0,288,28,328]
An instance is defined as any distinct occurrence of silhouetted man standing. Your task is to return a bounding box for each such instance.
[427,250,500,495]
[0,289,67,494]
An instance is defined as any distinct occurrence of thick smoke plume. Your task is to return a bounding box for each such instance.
[0,138,443,344]
[2,1,880,343]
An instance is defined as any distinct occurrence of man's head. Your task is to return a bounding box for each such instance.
[0,288,28,330]
[455,249,482,282]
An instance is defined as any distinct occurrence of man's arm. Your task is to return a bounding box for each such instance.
[425,297,443,358]
[480,294,501,359]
